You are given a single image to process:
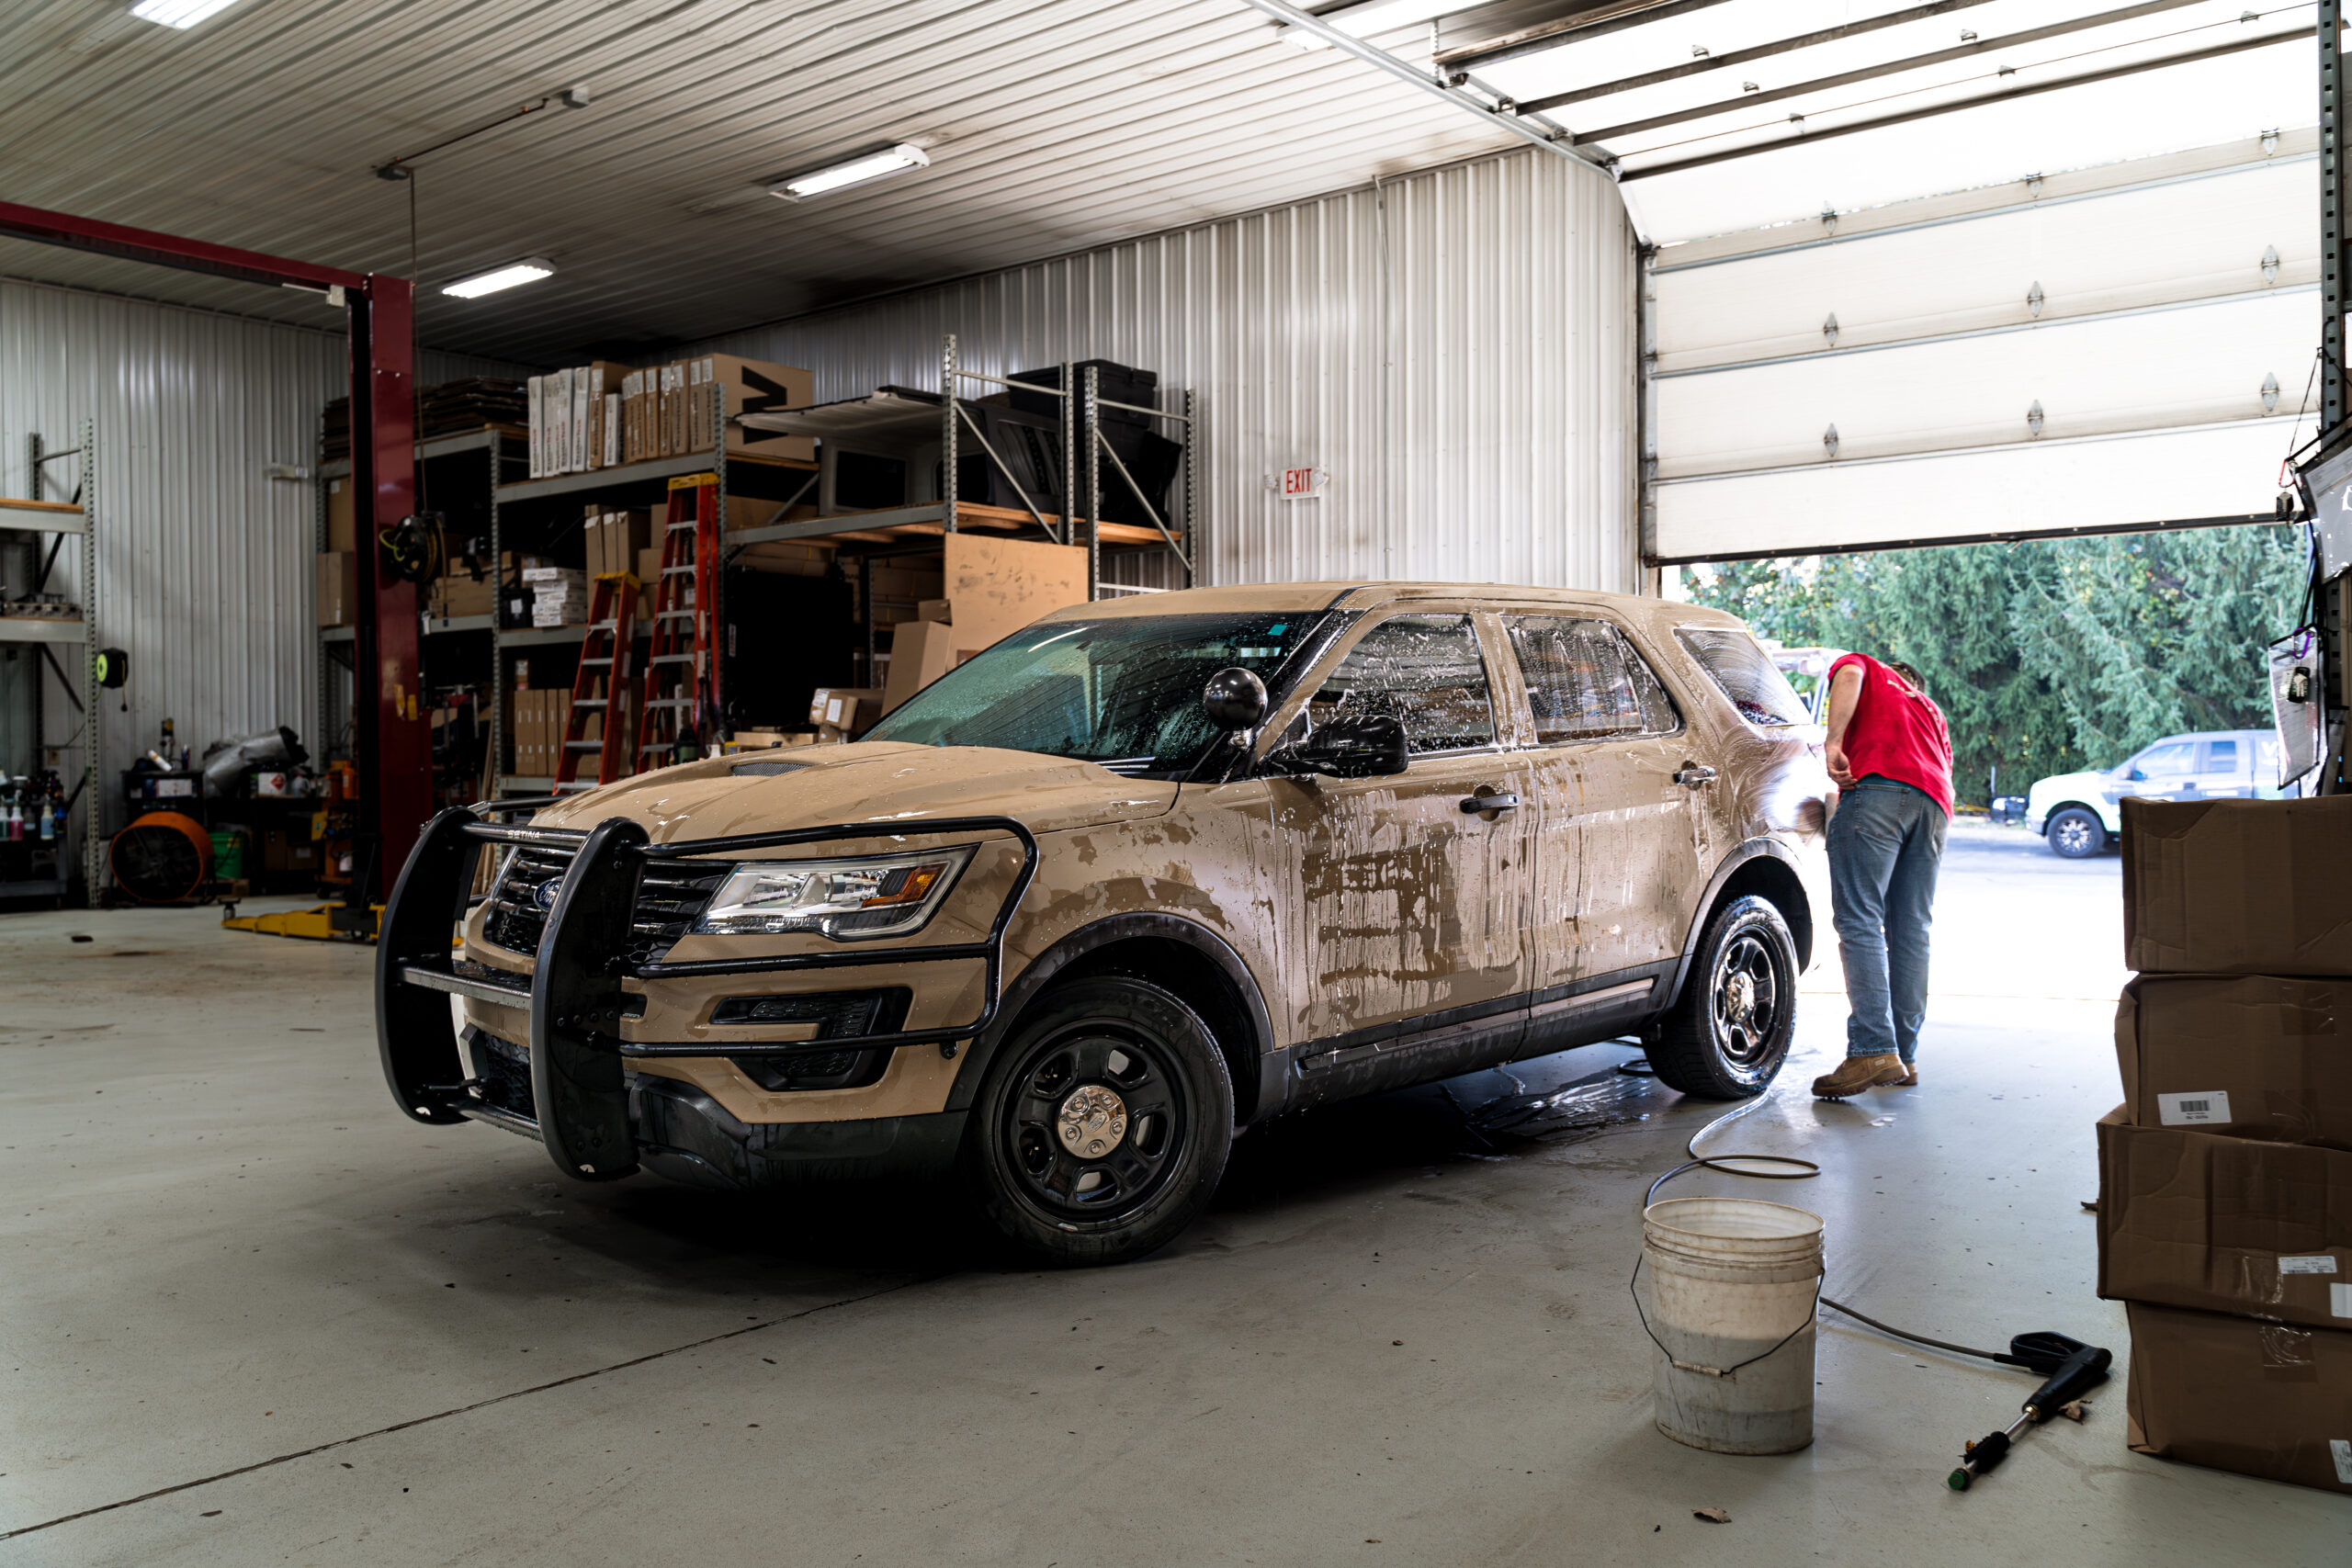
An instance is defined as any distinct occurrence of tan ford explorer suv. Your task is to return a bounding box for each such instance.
[379,582,1832,1264]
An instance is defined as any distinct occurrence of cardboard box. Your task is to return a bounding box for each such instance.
[2123,797,2352,976]
[427,572,495,620]
[660,362,686,457]
[941,533,1085,659]
[689,354,816,462]
[808,686,884,737]
[916,598,952,623]
[2118,975,2352,1150]
[315,551,355,626]
[2097,1109,2352,1329]
[326,477,355,553]
[881,617,958,715]
[2124,1302,2352,1494]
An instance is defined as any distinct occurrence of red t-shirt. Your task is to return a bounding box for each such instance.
[1830,653,1954,816]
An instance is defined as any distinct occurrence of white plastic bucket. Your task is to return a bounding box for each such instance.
[1639,1196,1824,1455]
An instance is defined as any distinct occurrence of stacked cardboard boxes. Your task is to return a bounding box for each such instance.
[522,566,587,627]
[592,355,816,467]
[2100,796,2352,1495]
[526,362,632,479]
[509,687,572,779]
[582,507,652,583]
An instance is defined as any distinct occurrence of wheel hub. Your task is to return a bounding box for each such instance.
[1055,1084,1128,1158]
[1724,969,1756,1024]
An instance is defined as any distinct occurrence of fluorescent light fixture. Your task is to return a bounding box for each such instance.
[130,0,244,28]
[770,143,929,202]
[441,257,556,299]
[1279,0,1457,50]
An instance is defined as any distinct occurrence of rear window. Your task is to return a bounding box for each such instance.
[1674,627,1815,728]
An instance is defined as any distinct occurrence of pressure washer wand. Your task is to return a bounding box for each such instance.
[1947,1336,2113,1492]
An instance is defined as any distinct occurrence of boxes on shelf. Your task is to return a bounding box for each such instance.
[426,570,496,620]
[733,537,832,578]
[916,598,951,623]
[2116,975,2352,1150]
[528,362,633,479]
[808,686,883,742]
[688,354,815,461]
[2123,1302,2352,1495]
[325,477,354,553]
[724,730,818,752]
[522,566,587,627]
[510,687,572,778]
[583,507,653,583]
[315,551,355,627]
[2123,796,2352,976]
[2096,1109,2352,1329]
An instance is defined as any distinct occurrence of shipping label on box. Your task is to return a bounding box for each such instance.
[2124,1301,2352,1494]
[2123,797,2352,976]
[2097,1109,2352,1328]
[2117,974,2352,1150]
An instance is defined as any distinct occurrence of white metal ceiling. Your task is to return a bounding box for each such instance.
[0,0,1521,366]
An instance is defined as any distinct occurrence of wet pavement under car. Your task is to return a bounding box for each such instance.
[2,820,2345,1566]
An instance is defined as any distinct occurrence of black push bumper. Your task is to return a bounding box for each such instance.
[374,801,1035,1185]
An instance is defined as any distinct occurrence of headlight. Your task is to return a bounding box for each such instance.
[692,845,975,940]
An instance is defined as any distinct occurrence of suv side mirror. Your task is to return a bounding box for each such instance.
[2128,768,2147,782]
[1271,713,1409,779]
[1202,667,1268,732]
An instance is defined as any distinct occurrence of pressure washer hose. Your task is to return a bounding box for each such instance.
[1644,1081,2006,1365]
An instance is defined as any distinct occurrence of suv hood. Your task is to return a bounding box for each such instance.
[526,742,1178,842]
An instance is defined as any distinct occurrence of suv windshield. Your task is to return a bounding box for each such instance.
[865,611,1329,778]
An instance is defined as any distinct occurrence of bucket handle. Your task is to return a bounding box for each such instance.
[1628,1253,1824,1380]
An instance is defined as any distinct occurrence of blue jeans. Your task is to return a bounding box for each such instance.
[1826,777,1947,1062]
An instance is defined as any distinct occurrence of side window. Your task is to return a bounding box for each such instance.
[1673,627,1814,728]
[2200,739,2239,774]
[1507,616,1679,743]
[1306,615,1495,754]
[2135,740,2196,778]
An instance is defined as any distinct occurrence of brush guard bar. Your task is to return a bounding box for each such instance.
[375,801,1038,1181]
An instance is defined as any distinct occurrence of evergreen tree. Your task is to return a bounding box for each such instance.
[1686,524,2309,807]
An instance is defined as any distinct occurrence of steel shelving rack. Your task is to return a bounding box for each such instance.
[3,420,98,904]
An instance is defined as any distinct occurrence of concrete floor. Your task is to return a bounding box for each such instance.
[3,823,2346,1566]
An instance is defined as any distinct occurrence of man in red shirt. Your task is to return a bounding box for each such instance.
[1810,654,1956,1100]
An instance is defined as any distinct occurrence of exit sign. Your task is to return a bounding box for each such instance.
[1276,466,1328,500]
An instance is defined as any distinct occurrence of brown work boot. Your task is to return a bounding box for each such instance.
[1812,1054,1907,1100]
[1891,1060,1918,1087]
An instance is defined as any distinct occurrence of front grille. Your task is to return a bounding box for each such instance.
[465,1030,535,1119]
[480,844,729,965]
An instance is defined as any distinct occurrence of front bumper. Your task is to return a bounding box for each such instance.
[375,802,1035,1185]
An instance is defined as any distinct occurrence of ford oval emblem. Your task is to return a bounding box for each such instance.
[530,879,560,913]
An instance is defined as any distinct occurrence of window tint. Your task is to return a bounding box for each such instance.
[2201,739,2240,773]
[1306,615,1494,754]
[1508,616,1679,742]
[1674,627,1814,728]
[2135,741,2196,777]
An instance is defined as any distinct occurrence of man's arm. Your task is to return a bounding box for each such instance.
[1822,663,1865,787]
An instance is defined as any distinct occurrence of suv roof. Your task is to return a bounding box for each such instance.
[1040,581,1746,632]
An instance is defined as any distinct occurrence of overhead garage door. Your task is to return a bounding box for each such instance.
[1645,130,2318,562]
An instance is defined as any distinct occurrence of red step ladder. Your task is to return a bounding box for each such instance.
[552,572,639,793]
[635,473,720,773]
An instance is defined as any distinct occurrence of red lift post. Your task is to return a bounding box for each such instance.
[0,199,431,888]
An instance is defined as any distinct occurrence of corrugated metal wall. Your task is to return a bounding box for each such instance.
[689,147,1637,594]
[0,275,522,830]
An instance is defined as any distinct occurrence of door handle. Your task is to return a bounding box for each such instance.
[1674,765,1717,788]
[1459,790,1520,814]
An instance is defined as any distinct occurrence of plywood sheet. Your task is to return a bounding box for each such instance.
[943,533,1086,658]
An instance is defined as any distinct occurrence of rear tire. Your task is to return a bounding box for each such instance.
[2046,807,2105,859]
[961,976,1233,1267]
[1648,895,1798,1100]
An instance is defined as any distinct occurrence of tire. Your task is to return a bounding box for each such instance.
[2046,807,2106,860]
[961,976,1234,1267]
[1648,894,1799,1100]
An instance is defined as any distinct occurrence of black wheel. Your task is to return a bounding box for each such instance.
[1649,895,1798,1100]
[961,976,1234,1266]
[2046,807,2105,860]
